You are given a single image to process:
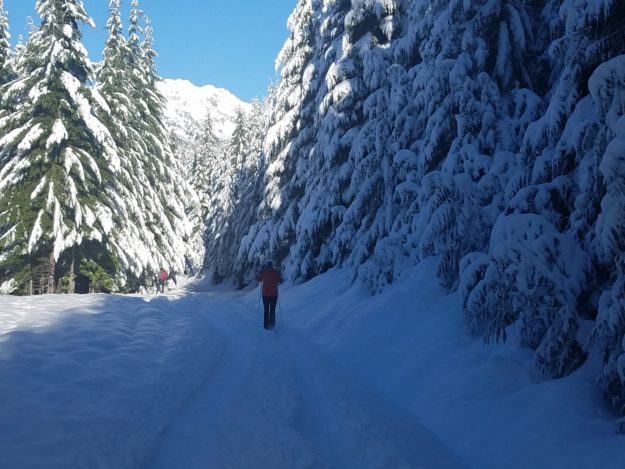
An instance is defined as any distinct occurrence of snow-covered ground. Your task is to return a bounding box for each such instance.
[0,259,623,468]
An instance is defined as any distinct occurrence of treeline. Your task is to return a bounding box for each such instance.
[0,0,194,294]
[201,0,625,420]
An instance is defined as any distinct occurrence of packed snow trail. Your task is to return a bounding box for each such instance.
[3,269,623,468]
[147,286,466,469]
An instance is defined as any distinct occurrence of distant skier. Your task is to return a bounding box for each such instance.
[158,267,167,293]
[257,261,282,330]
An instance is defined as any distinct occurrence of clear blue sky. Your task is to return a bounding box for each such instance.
[4,0,296,101]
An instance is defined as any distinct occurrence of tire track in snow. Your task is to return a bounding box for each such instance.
[180,297,329,469]
[147,293,255,469]
[284,329,468,468]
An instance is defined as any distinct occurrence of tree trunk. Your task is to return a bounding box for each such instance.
[69,257,75,294]
[48,251,56,294]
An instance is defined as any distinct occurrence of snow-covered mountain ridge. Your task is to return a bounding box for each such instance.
[158,78,249,142]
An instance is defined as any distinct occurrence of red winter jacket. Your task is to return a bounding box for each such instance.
[257,267,282,297]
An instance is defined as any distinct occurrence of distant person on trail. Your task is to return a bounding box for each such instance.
[257,261,282,330]
[153,274,160,294]
[170,270,177,286]
[158,267,167,293]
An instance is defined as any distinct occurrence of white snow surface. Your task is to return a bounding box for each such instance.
[158,78,250,142]
[0,259,623,469]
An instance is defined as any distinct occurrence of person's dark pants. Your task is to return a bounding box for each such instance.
[263,296,278,329]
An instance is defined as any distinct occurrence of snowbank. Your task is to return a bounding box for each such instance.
[281,258,625,469]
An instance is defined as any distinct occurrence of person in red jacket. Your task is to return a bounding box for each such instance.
[158,267,167,294]
[256,261,282,330]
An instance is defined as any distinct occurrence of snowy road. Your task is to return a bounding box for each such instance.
[2,268,623,469]
[147,290,466,469]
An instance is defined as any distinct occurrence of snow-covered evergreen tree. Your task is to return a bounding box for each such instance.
[105,1,190,279]
[0,0,120,293]
[192,110,223,216]
[95,0,191,282]
[200,111,240,281]
[461,0,625,379]
[135,9,193,277]
[11,33,25,75]
[590,54,625,417]
[406,0,535,289]
[239,0,320,279]
[0,0,192,293]
[230,98,271,285]
[204,100,272,285]
[240,0,401,282]
[274,0,354,281]
[327,0,405,290]
[0,0,14,86]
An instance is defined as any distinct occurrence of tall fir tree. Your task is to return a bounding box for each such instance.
[206,102,272,284]
[136,9,192,275]
[283,0,367,281]
[590,54,625,417]
[100,0,191,277]
[239,0,320,279]
[329,0,404,290]
[229,98,271,285]
[203,108,246,282]
[196,110,233,279]
[0,0,120,293]
[0,0,14,86]
[192,111,222,216]
[96,0,172,278]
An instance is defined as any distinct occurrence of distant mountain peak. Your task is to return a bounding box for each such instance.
[158,78,249,142]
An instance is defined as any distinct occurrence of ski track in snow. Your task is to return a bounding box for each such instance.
[148,288,466,469]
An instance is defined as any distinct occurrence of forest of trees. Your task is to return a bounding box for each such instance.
[197,0,625,419]
[0,0,194,294]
